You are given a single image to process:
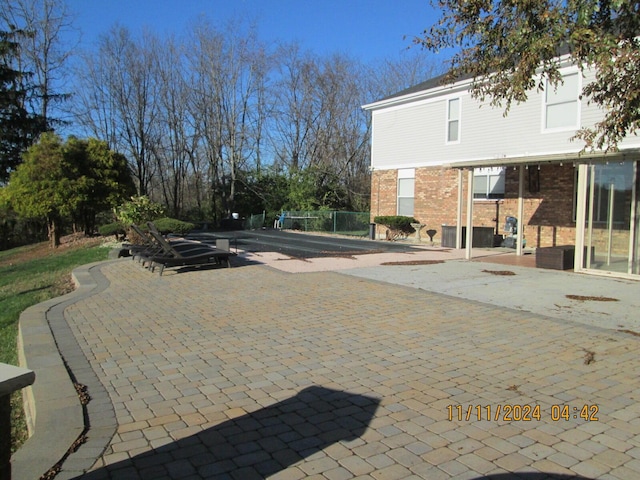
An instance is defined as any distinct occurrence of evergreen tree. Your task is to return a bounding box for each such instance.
[2,133,135,247]
[0,28,45,183]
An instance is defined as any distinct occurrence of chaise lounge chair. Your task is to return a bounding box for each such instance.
[127,223,199,263]
[145,230,236,275]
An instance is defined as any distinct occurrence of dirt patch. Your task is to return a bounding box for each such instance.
[321,250,384,257]
[583,349,596,365]
[482,269,516,276]
[381,260,445,266]
[506,384,524,395]
[0,233,104,267]
[619,329,640,337]
[51,273,76,296]
[566,294,619,302]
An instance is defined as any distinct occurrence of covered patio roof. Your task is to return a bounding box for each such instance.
[446,148,640,169]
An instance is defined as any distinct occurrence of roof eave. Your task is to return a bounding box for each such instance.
[362,76,474,111]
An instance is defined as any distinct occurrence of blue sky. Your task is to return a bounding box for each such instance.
[67,0,439,63]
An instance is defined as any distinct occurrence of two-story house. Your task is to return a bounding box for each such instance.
[363,55,640,280]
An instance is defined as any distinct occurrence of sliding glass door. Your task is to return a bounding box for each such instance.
[580,160,639,276]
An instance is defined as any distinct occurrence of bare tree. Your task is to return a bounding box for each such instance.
[364,50,442,101]
[186,21,225,219]
[151,34,202,217]
[271,47,373,209]
[2,0,76,128]
[311,54,373,209]
[271,43,320,172]
[187,18,270,218]
[69,12,439,216]
[75,26,160,195]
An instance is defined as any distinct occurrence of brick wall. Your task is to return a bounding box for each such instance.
[371,164,579,247]
[502,164,577,247]
[370,169,398,219]
[414,167,461,230]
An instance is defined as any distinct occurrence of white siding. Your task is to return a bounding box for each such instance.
[371,102,443,169]
[370,68,640,170]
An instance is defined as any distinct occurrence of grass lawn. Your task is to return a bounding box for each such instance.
[0,236,113,453]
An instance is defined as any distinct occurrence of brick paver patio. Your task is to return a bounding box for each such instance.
[60,260,640,479]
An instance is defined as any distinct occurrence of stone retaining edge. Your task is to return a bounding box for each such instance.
[12,256,121,480]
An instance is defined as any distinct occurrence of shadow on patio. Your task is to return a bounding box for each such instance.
[77,385,380,479]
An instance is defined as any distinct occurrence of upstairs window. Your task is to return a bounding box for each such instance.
[397,168,415,216]
[474,167,505,200]
[544,72,579,131]
[447,98,461,143]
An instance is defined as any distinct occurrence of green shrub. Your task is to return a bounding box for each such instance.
[152,217,195,235]
[98,222,125,238]
[374,215,418,231]
[114,195,165,226]
[373,215,419,241]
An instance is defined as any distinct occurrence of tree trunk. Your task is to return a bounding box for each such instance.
[47,216,61,248]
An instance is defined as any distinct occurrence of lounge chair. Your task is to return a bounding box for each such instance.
[127,224,198,263]
[146,230,236,275]
[146,221,201,245]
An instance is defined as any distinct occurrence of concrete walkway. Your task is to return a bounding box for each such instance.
[13,247,640,479]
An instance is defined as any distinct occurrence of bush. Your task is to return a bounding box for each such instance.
[114,196,165,226]
[373,215,419,241]
[152,217,195,235]
[98,222,125,239]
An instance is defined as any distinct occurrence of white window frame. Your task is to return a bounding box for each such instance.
[542,71,581,133]
[473,167,505,200]
[446,97,461,144]
[397,168,415,216]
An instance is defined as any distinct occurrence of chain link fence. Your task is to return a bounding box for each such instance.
[246,211,371,237]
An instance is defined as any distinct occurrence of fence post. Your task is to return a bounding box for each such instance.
[0,364,35,480]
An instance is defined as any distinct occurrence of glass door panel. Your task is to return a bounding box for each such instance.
[584,161,635,274]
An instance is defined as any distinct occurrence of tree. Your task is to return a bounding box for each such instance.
[271,47,373,210]
[0,28,45,183]
[416,0,640,151]
[67,136,135,234]
[2,0,75,130]
[151,34,202,218]
[2,132,70,246]
[271,44,319,172]
[186,18,270,220]
[75,26,160,195]
[2,133,134,247]
[231,167,290,218]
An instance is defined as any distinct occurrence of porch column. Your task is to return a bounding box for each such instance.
[517,165,525,256]
[465,168,474,260]
[574,163,589,271]
[456,169,463,249]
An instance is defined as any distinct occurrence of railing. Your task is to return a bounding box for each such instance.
[0,363,35,480]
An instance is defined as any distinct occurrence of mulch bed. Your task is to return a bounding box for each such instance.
[381,260,445,266]
[566,294,619,302]
[482,269,516,276]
